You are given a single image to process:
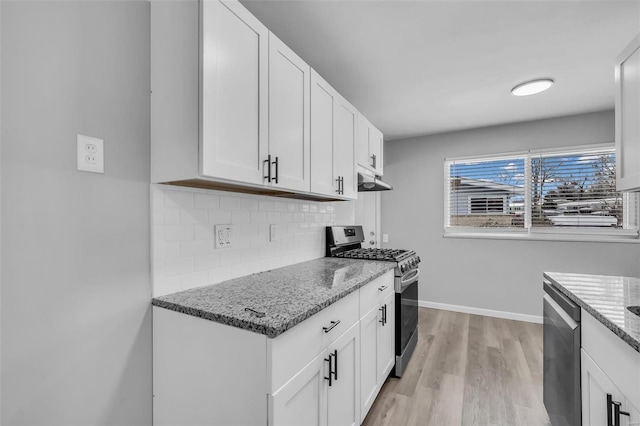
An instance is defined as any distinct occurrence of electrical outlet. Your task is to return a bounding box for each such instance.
[269,224,277,243]
[77,134,104,173]
[215,225,233,248]
[382,234,389,243]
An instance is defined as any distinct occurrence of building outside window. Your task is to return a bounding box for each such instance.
[444,144,639,239]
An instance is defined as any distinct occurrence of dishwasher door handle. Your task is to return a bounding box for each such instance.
[544,294,579,330]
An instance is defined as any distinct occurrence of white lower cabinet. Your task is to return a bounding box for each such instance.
[153,270,395,426]
[581,309,640,426]
[359,276,395,421]
[271,350,327,426]
[582,349,640,426]
[270,322,360,426]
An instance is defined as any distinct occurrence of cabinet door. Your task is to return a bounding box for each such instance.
[327,323,360,426]
[356,114,371,170]
[616,34,640,191]
[334,96,358,199]
[269,32,311,192]
[270,350,327,426]
[378,292,395,379]
[359,306,380,420]
[369,126,384,176]
[310,71,336,196]
[582,349,625,426]
[200,0,268,184]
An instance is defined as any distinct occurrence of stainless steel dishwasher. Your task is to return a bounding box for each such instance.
[543,280,581,426]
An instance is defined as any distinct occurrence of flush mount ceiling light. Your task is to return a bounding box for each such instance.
[511,78,554,96]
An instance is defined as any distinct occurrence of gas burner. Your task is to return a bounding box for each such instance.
[333,248,413,262]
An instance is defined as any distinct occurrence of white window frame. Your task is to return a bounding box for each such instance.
[444,144,640,243]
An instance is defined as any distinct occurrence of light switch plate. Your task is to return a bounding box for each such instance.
[77,134,104,173]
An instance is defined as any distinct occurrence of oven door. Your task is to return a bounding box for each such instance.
[394,269,419,377]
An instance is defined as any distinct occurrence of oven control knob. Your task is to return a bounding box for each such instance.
[400,263,406,273]
[416,256,421,264]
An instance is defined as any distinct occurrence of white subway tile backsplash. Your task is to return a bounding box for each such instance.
[164,224,194,242]
[164,207,181,225]
[209,209,231,224]
[231,210,250,224]
[250,211,267,223]
[266,212,280,223]
[180,240,209,257]
[194,253,219,271]
[181,208,207,224]
[194,224,214,240]
[164,257,194,277]
[194,193,219,209]
[151,185,354,296]
[164,242,181,260]
[164,190,194,208]
[220,196,242,210]
[181,271,208,289]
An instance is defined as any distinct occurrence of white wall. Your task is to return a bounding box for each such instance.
[1,2,151,424]
[381,110,640,320]
[152,185,355,296]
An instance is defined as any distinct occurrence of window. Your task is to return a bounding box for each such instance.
[445,145,639,240]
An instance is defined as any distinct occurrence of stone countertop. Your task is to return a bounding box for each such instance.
[544,272,640,353]
[152,258,395,338]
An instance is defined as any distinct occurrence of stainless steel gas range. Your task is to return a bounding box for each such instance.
[326,225,420,377]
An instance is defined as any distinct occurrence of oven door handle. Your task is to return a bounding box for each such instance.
[400,269,420,290]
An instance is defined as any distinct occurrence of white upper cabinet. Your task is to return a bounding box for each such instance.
[310,71,357,199]
[151,0,382,199]
[616,33,640,192]
[200,0,269,185]
[356,114,384,176]
[334,96,358,199]
[268,32,311,193]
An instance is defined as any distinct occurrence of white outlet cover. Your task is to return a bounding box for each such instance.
[77,134,104,173]
[215,225,233,248]
[382,234,389,243]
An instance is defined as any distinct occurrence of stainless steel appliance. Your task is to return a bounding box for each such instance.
[543,280,581,426]
[326,225,420,377]
[357,168,393,192]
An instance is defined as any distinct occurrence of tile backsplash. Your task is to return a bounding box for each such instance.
[151,185,355,296]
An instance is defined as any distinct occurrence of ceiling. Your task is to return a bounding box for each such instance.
[240,0,640,141]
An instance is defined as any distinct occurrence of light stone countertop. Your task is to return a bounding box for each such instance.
[544,272,640,353]
[152,257,396,338]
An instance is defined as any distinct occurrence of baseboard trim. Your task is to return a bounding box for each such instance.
[418,300,543,324]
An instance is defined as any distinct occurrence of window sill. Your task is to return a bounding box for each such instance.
[443,230,640,244]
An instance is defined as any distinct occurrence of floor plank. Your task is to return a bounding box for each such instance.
[361,307,550,426]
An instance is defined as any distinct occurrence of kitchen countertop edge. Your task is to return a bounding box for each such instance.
[152,261,395,338]
[544,272,640,353]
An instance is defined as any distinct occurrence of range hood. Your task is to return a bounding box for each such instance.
[358,170,393,192]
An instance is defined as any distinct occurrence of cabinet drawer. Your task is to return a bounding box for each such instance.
[582,309,640,406]
[269,290,359,393]
[359,271,394,318]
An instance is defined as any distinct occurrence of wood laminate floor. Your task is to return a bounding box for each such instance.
[362,308,550,426]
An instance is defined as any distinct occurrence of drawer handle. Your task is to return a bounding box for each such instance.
[378,285,387,292]
[323,320,341,333]
[324,354,334,387]
[333,349,338,381]
[244,307,265,318]
[607,394,630,426]
[379,304,387,325]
